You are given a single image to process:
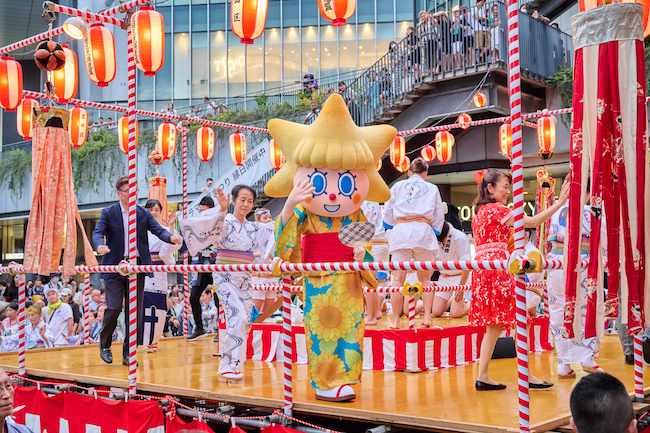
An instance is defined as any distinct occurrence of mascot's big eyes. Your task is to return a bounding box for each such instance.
[309,170,328,196]
[338,171,356,197]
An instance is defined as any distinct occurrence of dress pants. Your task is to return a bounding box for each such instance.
[190,257,216,333]
[100,274,145,360]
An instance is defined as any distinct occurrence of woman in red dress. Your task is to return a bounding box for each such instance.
[471,169,569,391]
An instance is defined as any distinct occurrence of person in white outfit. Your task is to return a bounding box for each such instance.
[43,286,74,347]
[383,158,445,328]
[432,221,470,318]
[361,201,389,325]
[250,208,279,320]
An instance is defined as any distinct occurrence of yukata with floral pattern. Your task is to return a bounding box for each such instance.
[276,204,376,390]
[469,202,516,328]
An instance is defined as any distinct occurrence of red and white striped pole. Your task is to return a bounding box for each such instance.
[506,1,530,431]
[634,333,645,401]
[82,274,93,344]
[408,297,416,330]
[181,127,190,336]
[126,22,139,395]
[44,3,126,27]
[17,276,26,376]
[281,280,293,417]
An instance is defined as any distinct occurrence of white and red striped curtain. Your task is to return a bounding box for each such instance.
[566,3,648,338]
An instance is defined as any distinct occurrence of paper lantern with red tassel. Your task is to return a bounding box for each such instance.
[396,155,410,173]
[118,116,139,154]
[390,135,406,168]
[132,7,165,76]
[269,138,285,170]
[52,45,78,103]
[536,113,556,160]
[84,24,116,87]
[457,112,472,130]
[230,0,268,44]
[16,98,38,140]
[156,122,177,160]
[196,126,215,162]
[68,106,89,149]
[473,91,487,108]
[230,131,247,166]
[420,144,436,162]
[435,131,454,163]
[318,0,356,26]
[0,56,23,111]
[499,122,512,160]
[474,169,486,185]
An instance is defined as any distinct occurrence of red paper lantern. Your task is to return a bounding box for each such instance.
[269,139,285,170]
[132,7,165,76]
[473,91,487,108]
[457,112,472,130]
[390,135,406,168]
[230,131,247,166]
[499,122,512,160]
[396,156,410,173]
[84,24,116,87]
[537,113,556,160]
[435,131,454,163]
[118,116,139,154]
[318,0,356,26]
[196,126,215,162]
[68,106,89,149]
[52,45,78,103]
[230,0,268,44]
[16,98,38,140]
[0,56,23,111]
[156,122,177,160]
[420,144,436,162]
[474,169,486,185]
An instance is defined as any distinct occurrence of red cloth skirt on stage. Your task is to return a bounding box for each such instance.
[469,202,515,328]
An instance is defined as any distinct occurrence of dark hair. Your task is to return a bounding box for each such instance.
[115,176,129,191]
[202,288,212,296]
[474,169,511,211]
[199,196,215,208]
[7,302,18,311]
[436,221,450,242]
[232,185,256,201]
[206,177,213,182]
[570,372,634,433]
[410,157,429,174]
[144,199,163,211]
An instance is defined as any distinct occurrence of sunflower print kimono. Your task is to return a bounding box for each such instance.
[276,204,376,390]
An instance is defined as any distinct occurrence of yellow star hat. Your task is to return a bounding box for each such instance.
[264,93,396,202]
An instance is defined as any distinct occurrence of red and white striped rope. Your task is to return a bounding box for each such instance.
[180,127,190,337]
[250,281,546,294]
[633,333,644,401]
[46,3,126,27]
[280,282,293,416]
[16,277,26,376]
[97,0,150,16]
[82,274,93,344]
[126,24,138,395]
[0,28,65,55]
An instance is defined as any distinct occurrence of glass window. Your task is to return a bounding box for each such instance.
[228,32,245,96]
[137,70,154,101]
[396,0,414,20]
[377,0,394,22]
[247,43,265,93]
[301,0,319,26]
[267,0,282,27]
[174,5,190,32]
[302,26,319,78]
[192,32,209,98]
[376,22,394,57]
[155,33,173,99]
[264,28,282,89]
[159,6,172,33]
[357,0,374,22]
[174,33,191,99]
[339,24,357,73]
[210,30,227,97]
[320,24,337,77]
[209,2,226,30]
[283,27,301,86]
[358,23,377,68]
[397,20,411,38]
[283,0,299,26]
[2,223,24,261]
[192,4,207,31]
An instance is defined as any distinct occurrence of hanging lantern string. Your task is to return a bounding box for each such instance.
[43,2,127,28]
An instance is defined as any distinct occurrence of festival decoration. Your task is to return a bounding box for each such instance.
[131,7,165,76]
[118,116,138,154]
[499,122,512,159]
[435,131,454,163]
[535,168,556,252]
[390,135,406,168]
[68,106,89,149]
[230,0,268,44]
[156,122,177,160]
[579,0,650,36]
[0,56,23,111]
[16,98,38,140]
[397,156,411,173]
[474,169,486,185]
[52,45,78,103]
[196,126,215,162]
[536,112,556,159]
[33,40,65,71]
[420,144,436,162]
[269,138,285,170]
[229,131,247,166]
[84,24,117,87]
[473,91,487,108]
[457,112,472,129]
[318,0,356,26]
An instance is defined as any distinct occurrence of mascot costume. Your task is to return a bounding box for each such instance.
[265,94,395,402]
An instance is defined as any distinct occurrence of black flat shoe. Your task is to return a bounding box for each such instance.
[475,380,507,391]
[100,348,113,364]
[530,381,553,389]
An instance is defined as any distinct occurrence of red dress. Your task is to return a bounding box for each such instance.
[469,202,515,327]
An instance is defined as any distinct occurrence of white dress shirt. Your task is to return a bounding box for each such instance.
[119,203,138,257]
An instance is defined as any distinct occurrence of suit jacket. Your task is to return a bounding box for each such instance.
[92,204,173,279]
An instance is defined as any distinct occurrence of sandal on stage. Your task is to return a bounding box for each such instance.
[315,385,356,402]
[558,369,576,379]
[582,364,604,374]
[475,380,506,391]
[219,371,243,381]
[530,381,554,389]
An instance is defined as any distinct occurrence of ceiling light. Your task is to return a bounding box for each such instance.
[63,17,87,40]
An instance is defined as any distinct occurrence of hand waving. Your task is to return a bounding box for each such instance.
[287,178,315,208]
[558,174,571,204]
[215,187,230,212]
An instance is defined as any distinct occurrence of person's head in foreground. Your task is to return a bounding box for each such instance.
[570,372,636,433]
[0,369,14,419]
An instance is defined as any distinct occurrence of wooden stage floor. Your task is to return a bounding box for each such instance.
[0,327,646,433]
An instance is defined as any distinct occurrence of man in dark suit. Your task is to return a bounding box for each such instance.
[92,176,182,365]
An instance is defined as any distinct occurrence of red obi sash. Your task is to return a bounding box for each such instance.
[301,232,354,263]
